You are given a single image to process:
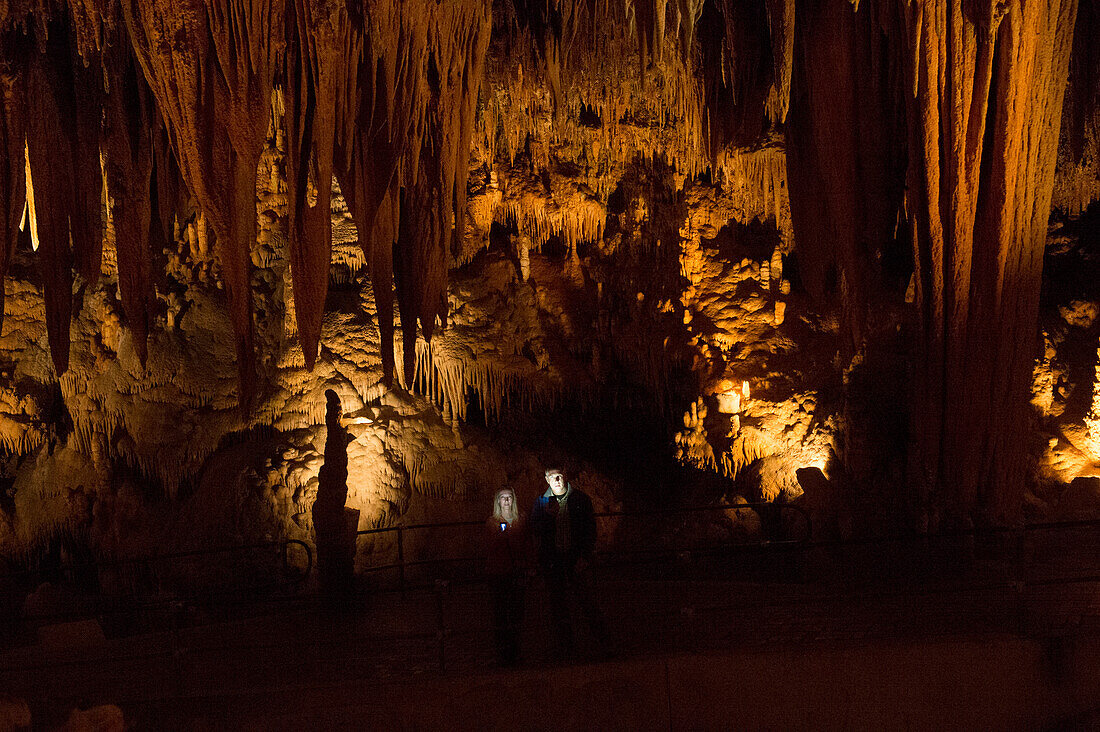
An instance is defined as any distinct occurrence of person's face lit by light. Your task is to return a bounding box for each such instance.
[499,491,515,514]
[546,470,566,496]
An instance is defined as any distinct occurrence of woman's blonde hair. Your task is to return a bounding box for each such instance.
[491,488,520,525]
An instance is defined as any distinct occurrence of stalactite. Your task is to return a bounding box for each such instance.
[68,37,104,285]
[337,0,492,387]
[699,0,776,156]
[122,0,285,408]
[634,0,668,74]
[785,0,905,354]
[102,36,155,364]
[392,334,591,428]
[902,0,1078,526]
[335,5,424,388]
[763,0,795,123]
[283,0,350,371]
[496,197,607,251]
[151,122,184,258]
[0,34,25,337]
[674,0,706,63]
[24,22,78,376]
[490,1,712,178]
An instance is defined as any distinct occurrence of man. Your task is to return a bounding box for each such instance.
[529,468,609,657]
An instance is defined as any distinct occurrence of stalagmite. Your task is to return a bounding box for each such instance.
[770,245,783,288]
[517,235,530,281]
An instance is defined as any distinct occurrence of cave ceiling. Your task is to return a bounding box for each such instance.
[0,0,1098,529]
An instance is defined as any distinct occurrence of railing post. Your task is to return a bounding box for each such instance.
[435,579,449,672]
[397,528,405,593]
[1015,527,1029,635]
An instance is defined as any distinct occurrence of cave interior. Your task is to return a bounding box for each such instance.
[1,0,1100,722]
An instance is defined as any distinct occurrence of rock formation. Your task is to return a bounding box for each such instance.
[0,0,1096,565]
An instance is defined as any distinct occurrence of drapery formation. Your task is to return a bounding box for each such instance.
[901,0,1079,525]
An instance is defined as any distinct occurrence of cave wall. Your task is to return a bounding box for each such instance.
[0,0,1097,560]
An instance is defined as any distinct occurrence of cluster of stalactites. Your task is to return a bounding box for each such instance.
[1053,0,1100,216]
[0,4,176,384]
[488,0,795,176]
[0,0,492,409]
[332,0,492,388]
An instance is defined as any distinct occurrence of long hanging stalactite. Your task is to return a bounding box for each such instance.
[102,30,157,365]
[0,29,25,339]
[122,0,285,409]
[283,0,351,372]
[335,0,492,387]
[23,18,80,376]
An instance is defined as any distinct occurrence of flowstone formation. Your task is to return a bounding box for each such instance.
[0,0,1098,572]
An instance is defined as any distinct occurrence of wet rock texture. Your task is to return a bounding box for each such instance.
[0,1,1097,559]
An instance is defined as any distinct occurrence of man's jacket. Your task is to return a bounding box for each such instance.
[529,484,597,568]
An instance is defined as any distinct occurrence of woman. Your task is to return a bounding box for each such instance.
[485,488,528,665]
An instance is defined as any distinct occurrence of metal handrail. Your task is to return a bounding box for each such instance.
[1,538,314,619]
[5,547,1100,679]
[354,501,812,590]
[2,516,1099,686]
[1,539,313,581]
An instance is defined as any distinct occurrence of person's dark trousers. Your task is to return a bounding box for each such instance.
[489,576,525,664]
[545,559,609,657]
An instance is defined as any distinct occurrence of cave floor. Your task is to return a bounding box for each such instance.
[4,527,1100,728]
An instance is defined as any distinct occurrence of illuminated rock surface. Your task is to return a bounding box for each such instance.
[0,0,1096,564]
